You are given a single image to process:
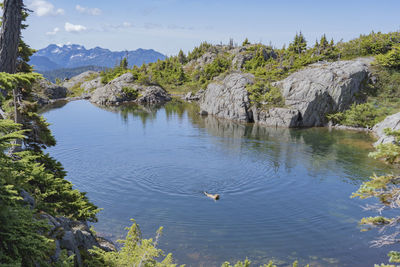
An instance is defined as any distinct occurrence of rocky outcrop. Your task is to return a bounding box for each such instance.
[184,52,217,71]
[253,107,302,127]
[231,46,277,70]
[373,112,400,146]
[39,213,116,266]
[183,90,204,101]
[37,80,69,99]
[90,72,171,105]
[81,76,102,93]
[137,86,171,105]
[90,72,135,105]
[199,72,254,122]
[273,59,372,127]
[19,190,115,267]
[199,59,372,127]
[62,71,99,90]
[32,79,69,106]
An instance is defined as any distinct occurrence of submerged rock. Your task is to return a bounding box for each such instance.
[373,112,400,146]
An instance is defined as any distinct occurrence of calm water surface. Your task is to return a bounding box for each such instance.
[43,100,396,267]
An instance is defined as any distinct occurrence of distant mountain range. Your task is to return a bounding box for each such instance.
[30,44,166,72]
[38,66,107,83]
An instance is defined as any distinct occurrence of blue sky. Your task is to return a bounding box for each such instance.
[23,0,400,55]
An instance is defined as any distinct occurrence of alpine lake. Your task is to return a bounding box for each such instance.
[42,100,397,267]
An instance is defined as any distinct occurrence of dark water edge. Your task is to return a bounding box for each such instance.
[43,100,397,267]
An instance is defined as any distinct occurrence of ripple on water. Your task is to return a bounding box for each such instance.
[43,101,396,267]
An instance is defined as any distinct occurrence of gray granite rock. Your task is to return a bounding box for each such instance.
[137,85,171,105]
[20,189,35,209]
[38,80,69,99]
[231,46,276,70]
[81,76,102,93]
[199,72,254,122]
[62,71,99,90]
[38,212,116,265]
[274,59,372,127]
[90,73,138,105]
[373,112,400,146]
[91,72,171,106]
[183,90,204,101]
[253,107,302,127]
[200,59,372,127]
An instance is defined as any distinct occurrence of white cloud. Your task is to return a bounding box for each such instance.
[29,0,64,16]
[65,22,87,33]
[75,5,102,16]
[123,22,133,28]
[46,27,60,36]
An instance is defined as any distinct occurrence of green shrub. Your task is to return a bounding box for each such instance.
[327,103,382,128]
[374,44,400,69]
[337,31,400,59]
[247,82,284,107]
[187,42,213,61]
[242,38,250,46]
[121,86,139,99]
[203,55,231,80]
[85,219,182,267]
[101,67,128,84]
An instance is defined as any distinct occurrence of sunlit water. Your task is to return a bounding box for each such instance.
[43,100,396,267]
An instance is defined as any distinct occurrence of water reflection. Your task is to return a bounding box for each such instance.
[102,101,387,185]
[43,100,397,267]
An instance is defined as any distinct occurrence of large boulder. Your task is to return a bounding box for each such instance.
[137,86,171,105]
[31,79,69,106]
[253,107,302,127]
[373,112,400,146]
[273,59,372,127]
[34,79,69,99]
[90,72,137,105]
[200,59,372,127]
[199,72,254,122]
[81,76,102,93]
[90,72,171,105]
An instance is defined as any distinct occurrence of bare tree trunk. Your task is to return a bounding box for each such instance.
[0,0,23,74]
[0,0,24,152]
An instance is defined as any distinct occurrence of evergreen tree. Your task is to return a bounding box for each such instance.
[242,38,250,46]
[120,57,128,70]
[177,49,187,64]
[289,32,307,54]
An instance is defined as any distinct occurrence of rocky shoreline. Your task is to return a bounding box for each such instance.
[20,189,116,267]
[36,57,399,148]
[30,57,400,266]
